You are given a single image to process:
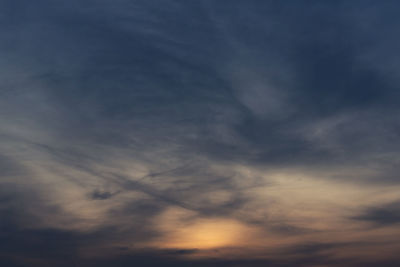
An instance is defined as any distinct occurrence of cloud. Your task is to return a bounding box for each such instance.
[352,201,400,226]
[2,1,400,266]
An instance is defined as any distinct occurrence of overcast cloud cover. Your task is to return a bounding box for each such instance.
[2,1,400,266]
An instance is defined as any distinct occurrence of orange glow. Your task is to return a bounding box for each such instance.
[151,208,255,250]
[163,219,247,249]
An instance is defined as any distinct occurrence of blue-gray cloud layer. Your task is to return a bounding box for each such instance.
[2,1,400,266]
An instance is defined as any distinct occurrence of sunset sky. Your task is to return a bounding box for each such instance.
[2,1,400,266]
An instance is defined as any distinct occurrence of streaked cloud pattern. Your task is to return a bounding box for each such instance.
[2,1,400,266]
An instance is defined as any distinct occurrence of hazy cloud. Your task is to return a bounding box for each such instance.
[2,0,400,266]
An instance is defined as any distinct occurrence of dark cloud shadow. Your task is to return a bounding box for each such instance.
[352,201,400,226]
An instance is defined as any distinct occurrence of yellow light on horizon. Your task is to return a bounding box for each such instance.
[152,208,254,250]
[165,219,246,249]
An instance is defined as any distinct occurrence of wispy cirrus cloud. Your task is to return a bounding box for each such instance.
[2,1,400,266]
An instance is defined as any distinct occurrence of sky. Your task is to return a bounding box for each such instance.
[1,1,400,266]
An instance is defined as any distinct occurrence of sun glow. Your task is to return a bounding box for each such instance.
[152,208,253,250]
[166,219,247,249]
